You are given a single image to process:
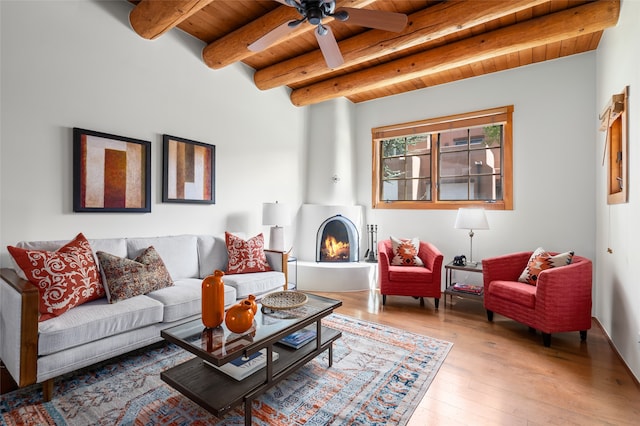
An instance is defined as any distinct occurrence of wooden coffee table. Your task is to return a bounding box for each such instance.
[160,293,342,425]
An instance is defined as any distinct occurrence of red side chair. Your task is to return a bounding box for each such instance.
[482,251,592,347]
[377,240,444,308]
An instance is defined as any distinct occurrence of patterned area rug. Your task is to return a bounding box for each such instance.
[0,314,452,425]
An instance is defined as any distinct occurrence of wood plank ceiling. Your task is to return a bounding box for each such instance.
[128,0,620,106]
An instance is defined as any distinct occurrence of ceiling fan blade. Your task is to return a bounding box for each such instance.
[315,25,344,69]
[334,7,408,32]
[273,0,298,7]
[248,21,299,52]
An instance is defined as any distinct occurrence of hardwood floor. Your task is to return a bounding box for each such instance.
[312,290,640,425]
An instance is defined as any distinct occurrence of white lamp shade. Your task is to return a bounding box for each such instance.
[262,202,290,226]
[454,208,489,230]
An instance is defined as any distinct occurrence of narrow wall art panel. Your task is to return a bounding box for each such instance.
[73,128,151,213]
[162,135,215,204]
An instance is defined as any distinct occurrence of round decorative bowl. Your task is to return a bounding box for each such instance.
[260,291,308,312]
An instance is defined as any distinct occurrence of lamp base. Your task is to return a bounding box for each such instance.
[269,226,285,252]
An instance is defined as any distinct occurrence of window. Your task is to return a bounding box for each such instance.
[372,106,513,210]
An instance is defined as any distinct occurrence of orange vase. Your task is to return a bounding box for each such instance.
[202,270,225,328]
[244,294,258,315]
[225,300,255,334]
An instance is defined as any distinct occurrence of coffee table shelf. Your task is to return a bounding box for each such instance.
[160,293,342,425]
[161,326,340,416]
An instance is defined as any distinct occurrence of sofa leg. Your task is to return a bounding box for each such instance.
[528,327,536,334]
[542,333,551,347]
[580,330,587,341]
[382,295,386,305]
[486,310,493,321]
[419,297,425,307]
[42,379,54,402]
[434,298,440,310]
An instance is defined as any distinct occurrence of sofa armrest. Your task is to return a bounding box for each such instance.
[377,241,391,271]
[482,251,532,288]
[418,241,444,288]
[0,268,38,387]
[264,250,289,288]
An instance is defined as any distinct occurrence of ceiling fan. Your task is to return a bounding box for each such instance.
[248,0,408,69]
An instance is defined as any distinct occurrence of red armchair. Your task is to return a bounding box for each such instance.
[377,240,444,308]
[482,251,592,347]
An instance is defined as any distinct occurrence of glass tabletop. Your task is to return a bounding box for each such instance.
[162,292,341,364]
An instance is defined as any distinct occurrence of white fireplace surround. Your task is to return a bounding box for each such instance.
[294,204,377,292]
[295,204,364,261]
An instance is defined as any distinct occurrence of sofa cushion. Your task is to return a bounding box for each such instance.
[388,265,432,282]
[97,246,173,303]
[225,232,272,274]
[7,233,106,321]
[127,235,199,279]
[518,248,574,285]
[145,278,236,322]
[489,280,537,308]
[197,235,228,278]
[38,295,164,356]
[390,236,424,266]
[223,271,285,299]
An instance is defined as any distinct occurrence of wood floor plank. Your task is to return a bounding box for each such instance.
[312,290,640,425]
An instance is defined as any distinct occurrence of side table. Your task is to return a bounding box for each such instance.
[444,261,484,308]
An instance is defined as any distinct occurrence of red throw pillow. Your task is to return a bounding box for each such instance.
[225,232,272,274]
[7,233,105,321]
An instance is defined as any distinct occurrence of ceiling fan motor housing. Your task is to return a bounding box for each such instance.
[299,0,336,25]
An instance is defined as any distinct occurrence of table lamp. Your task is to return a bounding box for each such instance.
[454,208,489,265]
[262,201,290,251]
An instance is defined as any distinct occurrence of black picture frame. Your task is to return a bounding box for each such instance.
[162,134,216,204]
[73,127,151,213]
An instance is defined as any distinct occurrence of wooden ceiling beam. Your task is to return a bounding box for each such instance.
[130,0,217,40]
[202,0,378,70]
[255,0,549,91]
[290,0,619,106]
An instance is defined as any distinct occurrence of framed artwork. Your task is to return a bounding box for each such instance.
[73,128,151,213]
[163,135,215,204]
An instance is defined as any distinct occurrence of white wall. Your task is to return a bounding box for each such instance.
[0,0,305,266]
[595,0,640,381]
[354,54,596,269]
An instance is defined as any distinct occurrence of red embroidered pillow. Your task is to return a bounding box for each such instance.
[225,232,272,274]
[518,247,574,286]
[7,233,105,321]
[390,236,424,266]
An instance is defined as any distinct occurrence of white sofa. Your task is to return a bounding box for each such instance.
[0,234,288,400]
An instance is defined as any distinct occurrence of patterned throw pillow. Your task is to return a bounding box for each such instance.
[390,236,424,266]
[225,232,272,274]
[518,247,575,286]
[7,233,105,321]
[97,246,173,303]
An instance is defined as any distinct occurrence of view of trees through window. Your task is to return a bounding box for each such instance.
[372,106,513,210]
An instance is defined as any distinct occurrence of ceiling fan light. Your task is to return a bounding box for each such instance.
[307,8,323,25]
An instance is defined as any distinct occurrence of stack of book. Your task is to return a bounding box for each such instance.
[205,349,279,381]
[278,328,317,349]
[452,283,484,295]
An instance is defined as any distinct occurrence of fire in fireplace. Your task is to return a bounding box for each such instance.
[316,215,359,262]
